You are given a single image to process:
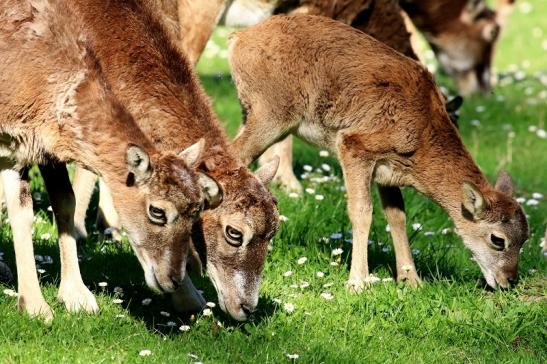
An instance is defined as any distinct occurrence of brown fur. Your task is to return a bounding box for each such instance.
[0,0,210,319]
[175,0,513,96]
[229,15,528,290]
[400,0,515,95]
[68,0,279,321]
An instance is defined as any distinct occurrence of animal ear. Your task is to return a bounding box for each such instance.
[255,157,279,185]
[126,144,152,182]
[445,96,463,113]
[198,173,222,209]
[179,139,205,167]
[495,170,514,196]
[462,182,486,218]
[481,22,500,42]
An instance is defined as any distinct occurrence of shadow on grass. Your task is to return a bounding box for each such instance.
[0,231,279,335]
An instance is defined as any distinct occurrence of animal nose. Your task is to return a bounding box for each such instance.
[240,303,256,317]
[507,275,518,287]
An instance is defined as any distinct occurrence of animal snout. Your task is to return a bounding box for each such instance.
[240,303,256,317]
[507,275,519,287]
[169,275,181,290]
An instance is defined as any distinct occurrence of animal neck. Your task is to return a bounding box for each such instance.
[71,0,231,156]
[412,125,490,226]
[55,76,156,186]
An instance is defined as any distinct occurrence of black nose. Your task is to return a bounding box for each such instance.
[240,304,256,316]
[507,276,519,286]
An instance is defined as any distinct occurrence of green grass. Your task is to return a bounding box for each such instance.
[1,1,546,362]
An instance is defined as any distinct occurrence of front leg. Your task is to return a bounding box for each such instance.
[1,169,53,322]
[232,108,291,166]
[337,137,375,293]
[40,162,99,314]
[378,186,421,287]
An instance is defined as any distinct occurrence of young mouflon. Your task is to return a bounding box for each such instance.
[229,15,528,291]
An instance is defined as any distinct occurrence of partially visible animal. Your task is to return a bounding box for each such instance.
[229,15,529,291]
[66,0,280,321]
[0,0,214,321]
[175,0,469,193]
[176,0,515,97]
[400,0,516,95]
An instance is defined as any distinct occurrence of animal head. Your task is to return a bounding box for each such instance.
[193,157,280,321]
[428,0,515,96]
[457,171,528,289]
[113,139,222,294]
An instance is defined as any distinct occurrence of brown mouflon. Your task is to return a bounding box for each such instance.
[229,15,528,291]
[67,0,279,321]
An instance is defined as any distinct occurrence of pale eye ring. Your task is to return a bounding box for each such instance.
[225,225,243,247]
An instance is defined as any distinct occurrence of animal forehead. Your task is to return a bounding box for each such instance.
[487,199,528,243]
[150,158,201,201]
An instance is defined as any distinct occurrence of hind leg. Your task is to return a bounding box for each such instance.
[1,169,53,322]
[378,186,421,287]
[96,178,122,241]
[72,166,96,241]
[40,162,99,313]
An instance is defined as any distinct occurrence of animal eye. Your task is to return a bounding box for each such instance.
[148,205,167,225]
[490,234,505,251]
[225,225,243,247]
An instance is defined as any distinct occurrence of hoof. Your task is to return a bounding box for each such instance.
[58,281,99,314]
[397,266,422,288]
[19,296,54,323]
[345,278,368,294]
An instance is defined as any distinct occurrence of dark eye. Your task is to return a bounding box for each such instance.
[490,234,505,251]
[148,205,167,225]
[225,225,243,247]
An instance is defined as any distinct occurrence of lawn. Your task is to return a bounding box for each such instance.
[1,1,546,363]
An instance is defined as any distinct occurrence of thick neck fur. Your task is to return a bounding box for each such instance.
[67,0,235,167]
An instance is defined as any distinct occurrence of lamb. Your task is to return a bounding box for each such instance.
[229,15,528,291]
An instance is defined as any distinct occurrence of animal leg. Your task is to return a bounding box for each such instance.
[1,169,53,322]
[96,178,122,241]
[232,108,292,166]
[72,166,96,241]
[378,186,421,287]
[40,162,99,314]
[337,138,375,293]
[258,136,301,193]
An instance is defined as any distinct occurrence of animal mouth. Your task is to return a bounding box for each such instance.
[145,266,164,294]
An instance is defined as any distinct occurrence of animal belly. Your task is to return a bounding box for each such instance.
[295,123,336,152]
[373,162,410,187]
[222,0,277,27]
[0,132,42,169]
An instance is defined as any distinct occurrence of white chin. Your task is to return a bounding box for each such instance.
[144,268,162,293]
[482,272,498,289]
